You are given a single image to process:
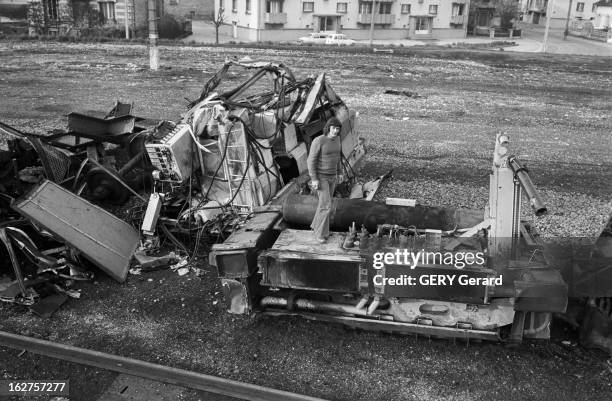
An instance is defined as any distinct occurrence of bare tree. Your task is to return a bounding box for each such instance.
[213,7,225,45]
[496,0,519,30]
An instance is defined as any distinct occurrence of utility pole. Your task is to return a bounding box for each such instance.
[564,0,573,40]
[463,0,471,38]
[148,0,159,70]
[368,0,378,47]
[124,0,129,39]
[542,0,555,53]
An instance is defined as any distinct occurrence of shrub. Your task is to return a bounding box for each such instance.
[158,14,184,39]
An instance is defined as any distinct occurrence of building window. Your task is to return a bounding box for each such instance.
[576,2,584,12]
[337,2,347,13]
[246,0,251,14]
[303,1,314,12]
[401,4,410,14]
[452,3,465,16]
[169,0,178,5]
[267,0,283,13]
[379,3,391,14]
[43,0,59,20]
[359,1,372,14]
[232,0,237,12]
[99,1,116,23]
[415,16,430,31]
[592,4,597,12]
[429,5,438,15]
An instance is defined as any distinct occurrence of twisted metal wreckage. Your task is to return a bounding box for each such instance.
[0,61,610,350]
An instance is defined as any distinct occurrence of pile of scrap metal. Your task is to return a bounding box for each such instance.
[210,133,612,348]
[134,60,365,257]
[0,102,151,316]
[0,60,367,315]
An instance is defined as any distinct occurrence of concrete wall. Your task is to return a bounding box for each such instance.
[594,6,612,28]
[0,0,29,19]
[164,0,214,20]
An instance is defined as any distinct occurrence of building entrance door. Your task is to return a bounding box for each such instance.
[319,16,335,31]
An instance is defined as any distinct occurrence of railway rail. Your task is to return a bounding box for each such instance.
[0,330,327,401]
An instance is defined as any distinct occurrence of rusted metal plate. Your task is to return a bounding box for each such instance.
[259,231,363,292]
[259,256,363,292]
[12,180,139,282]
[67,112,135,136]
[270,229,360,259]
[221,278,251,314]
[210,212,281,278]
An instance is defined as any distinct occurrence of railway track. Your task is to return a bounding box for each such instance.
[0,330,327,401]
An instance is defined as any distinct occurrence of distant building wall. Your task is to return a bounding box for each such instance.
[215,0,469,42]
[520,0,600,27]
[164,0,214,20]
[0,0,29,19]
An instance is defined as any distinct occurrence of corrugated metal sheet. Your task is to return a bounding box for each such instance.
[12,180,139,282]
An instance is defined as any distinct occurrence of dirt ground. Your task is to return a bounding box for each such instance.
[0,41,611,401]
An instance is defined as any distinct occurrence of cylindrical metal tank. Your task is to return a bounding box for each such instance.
[282,194,483,232]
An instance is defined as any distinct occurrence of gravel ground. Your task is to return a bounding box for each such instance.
[0,41,611,401]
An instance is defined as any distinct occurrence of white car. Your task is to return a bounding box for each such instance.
[297,32,331,44]
[324,34,356,46]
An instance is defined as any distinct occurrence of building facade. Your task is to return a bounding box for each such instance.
[521,0,601,27]
[214,0,470,42]
[592,0,612,29]
[2,0,213,36]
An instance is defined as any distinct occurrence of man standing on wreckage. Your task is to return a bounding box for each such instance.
[307,117,344,243]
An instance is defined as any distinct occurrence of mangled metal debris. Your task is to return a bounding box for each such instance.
[13,180,140,283]
[0,61,365,317]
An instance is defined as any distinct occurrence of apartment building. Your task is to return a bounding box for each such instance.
[215,0,470,42]
[521,0,600,27]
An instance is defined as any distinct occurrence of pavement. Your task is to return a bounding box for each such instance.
[184,21,612,56]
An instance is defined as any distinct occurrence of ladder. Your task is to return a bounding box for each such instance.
[220,121,256,213]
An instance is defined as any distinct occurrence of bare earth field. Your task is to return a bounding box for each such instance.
[0,41,611,401]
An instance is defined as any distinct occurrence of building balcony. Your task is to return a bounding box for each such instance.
[357,14,395,25]
[450,15,466,25]
[264,12,287,24]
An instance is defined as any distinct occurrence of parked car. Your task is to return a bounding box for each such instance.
[297,32,332,44]
[324,33,356,46]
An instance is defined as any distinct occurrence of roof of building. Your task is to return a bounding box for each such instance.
[594,0,612,8]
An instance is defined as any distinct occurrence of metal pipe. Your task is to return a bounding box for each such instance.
[367,295,381,315]
[261,296,372,316]
[355,295,369,310]
[282,194,483,232]
[508,156,547,216]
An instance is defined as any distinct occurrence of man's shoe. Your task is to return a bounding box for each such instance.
[317,237,327,244]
